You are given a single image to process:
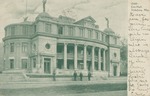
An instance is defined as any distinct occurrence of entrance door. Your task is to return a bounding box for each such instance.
[44,58,51,73]
[113,66,117,76]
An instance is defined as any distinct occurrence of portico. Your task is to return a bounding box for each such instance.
[57,42,107,74]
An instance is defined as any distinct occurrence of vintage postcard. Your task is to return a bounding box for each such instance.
[0,0,148,96]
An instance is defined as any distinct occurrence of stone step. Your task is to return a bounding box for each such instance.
[0,74,27,82]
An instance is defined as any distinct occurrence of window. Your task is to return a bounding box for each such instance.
[102,33,104,41]
[96,31,99,39]
[58,26,63,35]
[45,24,51,33]
[10,43,14,52]
[45,43,51,49]
[33,58,36,68]
[10,59,14,69]
[80,28,84,37]
[88,30,92,38]
[68,27,74,36]
[33,44,36,51]
[22,26,27,35]
[22,42,28,52]
[22,59,27,69]
[11,26,15,36]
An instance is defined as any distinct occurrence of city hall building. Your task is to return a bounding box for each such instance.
[2,1,121,77]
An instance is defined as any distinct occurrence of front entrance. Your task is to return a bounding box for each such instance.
[113,66,117,76]
[44,58,51,73]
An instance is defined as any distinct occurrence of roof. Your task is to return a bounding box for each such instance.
[36,12,51,19]
[74,16,96,24]
[104,28,115,35]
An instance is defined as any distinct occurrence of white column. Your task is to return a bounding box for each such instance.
[74,44,77,69]
[98,48,101,71]
[64,43,67,69]
[92,46,95,71]
[84,45,87,70]
[103,49,106,71]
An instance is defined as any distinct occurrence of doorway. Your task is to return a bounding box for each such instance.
[44,58,51,73]
[113,66,117,76]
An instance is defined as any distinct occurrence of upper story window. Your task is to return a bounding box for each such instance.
[68,27,74,36]
[22,26,28,35]
[22,42,28,53]
[33,43,36,51]
[45,24,51,33]
[10,43,14,52]
[88,30,92,38]
[80,28,84,37]
[58,26,63,35]
[11,26,15,36]
[102,33,104,41]
[95,31,99,39]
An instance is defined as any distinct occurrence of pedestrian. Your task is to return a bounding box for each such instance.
[88,71,91,81]
[73,71,77,81]
[53,69,56,81]
[79,72,83,81]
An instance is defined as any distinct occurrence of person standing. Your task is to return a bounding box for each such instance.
[73,71,77,81]
[88,71,91,81]
[79,72,83,81]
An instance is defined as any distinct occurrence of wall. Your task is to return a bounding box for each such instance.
[0,42,4,71]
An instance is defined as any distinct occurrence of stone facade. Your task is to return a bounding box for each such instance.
[2,11,121,77]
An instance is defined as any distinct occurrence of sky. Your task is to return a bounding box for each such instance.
[0,0,128,42]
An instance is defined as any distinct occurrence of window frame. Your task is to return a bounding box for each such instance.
[10,43,14,52]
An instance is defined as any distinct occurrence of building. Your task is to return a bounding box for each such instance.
[2,1,121,77]
[0,42,4,72]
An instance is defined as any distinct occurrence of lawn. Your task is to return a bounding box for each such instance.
[0,83,127,96]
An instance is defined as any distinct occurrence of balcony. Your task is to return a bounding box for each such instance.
[77,54,84,60]
[57,53,64,59]
[67,53,74,59]
[95,56,98,61]
[87,55,92,61]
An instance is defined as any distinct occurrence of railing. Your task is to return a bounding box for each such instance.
[57,53,64,59]
[95,56,98,61]
[67,53,74,59]
[77,54,84,60]
[57,53,103,62]
[87,55,92,61]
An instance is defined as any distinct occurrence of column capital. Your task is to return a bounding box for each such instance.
[64,43,68,45]
[74,43,78,46]
[92,46,95,49]
[84,44,88,47]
